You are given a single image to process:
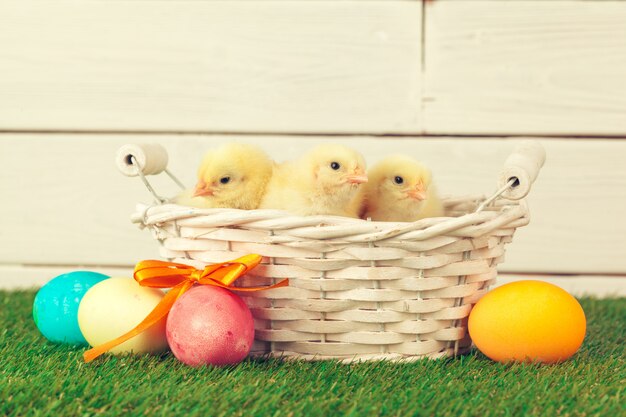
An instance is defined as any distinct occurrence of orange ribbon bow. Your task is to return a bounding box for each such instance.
[83,254,288,363]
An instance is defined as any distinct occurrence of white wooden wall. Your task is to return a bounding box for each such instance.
[1,0,625,296]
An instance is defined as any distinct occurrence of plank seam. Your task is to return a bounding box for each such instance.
[2,130,626,140]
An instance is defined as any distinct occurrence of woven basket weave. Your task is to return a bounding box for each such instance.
[119,141,545,363]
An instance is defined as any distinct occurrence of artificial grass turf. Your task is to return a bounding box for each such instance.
[1,291,624,417]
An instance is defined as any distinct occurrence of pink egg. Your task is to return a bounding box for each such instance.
[166,285,255,367]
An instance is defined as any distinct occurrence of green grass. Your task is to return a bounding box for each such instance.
[1,291,624,417]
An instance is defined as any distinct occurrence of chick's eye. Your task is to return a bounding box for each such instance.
[394,176,404,185]
[219,176,230,184]
[329,161,341,171]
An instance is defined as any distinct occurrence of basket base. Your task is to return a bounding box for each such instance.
[248,345,473,364]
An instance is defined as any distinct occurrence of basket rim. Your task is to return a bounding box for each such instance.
[131,194,530,243]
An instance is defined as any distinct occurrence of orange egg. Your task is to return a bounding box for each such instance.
[468,280,586,364]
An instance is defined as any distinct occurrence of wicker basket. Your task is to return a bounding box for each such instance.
[116,141,545,362]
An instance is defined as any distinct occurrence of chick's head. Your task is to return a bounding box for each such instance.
[367,155,433,203]
[193,143,273,209]
[307,144,368,194]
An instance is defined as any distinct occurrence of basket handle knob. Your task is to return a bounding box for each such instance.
[116,143,169,177]
[498,140,546,200]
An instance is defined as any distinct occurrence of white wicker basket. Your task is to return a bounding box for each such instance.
[116,141,545,363]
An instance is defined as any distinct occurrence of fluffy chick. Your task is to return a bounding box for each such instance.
[259,144,368,217]
[360,155,444,222]
[174,143,273,209]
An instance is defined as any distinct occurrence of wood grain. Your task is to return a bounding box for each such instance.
[424,1,626,136]
[1,134,625,274]
[0,1,421,134]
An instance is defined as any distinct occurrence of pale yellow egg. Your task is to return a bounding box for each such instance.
[78,277,169,356]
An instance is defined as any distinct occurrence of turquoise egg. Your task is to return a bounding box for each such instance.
[33,271,109,345]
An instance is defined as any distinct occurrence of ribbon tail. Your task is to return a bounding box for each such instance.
[83,280,194,363]
[207,278,290,292]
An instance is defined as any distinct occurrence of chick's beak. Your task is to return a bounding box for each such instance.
[193,181,215,197]
[406,184,427,200]
[345,172,368,184]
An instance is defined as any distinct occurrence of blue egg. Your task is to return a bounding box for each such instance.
[33,271,109,345]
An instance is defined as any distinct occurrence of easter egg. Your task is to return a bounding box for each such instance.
[33,271,109,345]
[468,280,586,364]
[77,277,169,356]
[166,285,255,367]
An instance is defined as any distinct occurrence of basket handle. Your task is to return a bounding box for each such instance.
[116,143,185,203]
[116,143,169,177]
[498,140,546,200]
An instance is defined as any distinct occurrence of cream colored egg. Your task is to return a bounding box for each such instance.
[78,277,168,356]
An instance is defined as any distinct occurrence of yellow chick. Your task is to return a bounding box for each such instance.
[259,144,368,217]
[359,155,444,222]
[174,143,273,209]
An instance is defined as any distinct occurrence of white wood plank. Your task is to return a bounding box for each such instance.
[1,134,625,274]
[0,1,421,134]
[3,265,623,298]
[424,1,626,136]
[495,274,626,298]
[0,265,134,290]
